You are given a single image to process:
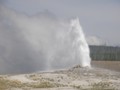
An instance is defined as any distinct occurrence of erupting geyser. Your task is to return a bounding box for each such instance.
[47,18,91,69]
[0,6,91,74]
[70,18,91,67]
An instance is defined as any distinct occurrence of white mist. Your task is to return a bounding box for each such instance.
[0,6,91,73]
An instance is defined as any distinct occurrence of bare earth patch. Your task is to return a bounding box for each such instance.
[92,61,120,72]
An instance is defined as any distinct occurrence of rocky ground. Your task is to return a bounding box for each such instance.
[0,65,120,90]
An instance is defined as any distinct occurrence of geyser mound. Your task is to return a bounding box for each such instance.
[0,6,91,74]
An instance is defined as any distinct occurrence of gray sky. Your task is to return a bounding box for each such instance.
[2,0,120,46]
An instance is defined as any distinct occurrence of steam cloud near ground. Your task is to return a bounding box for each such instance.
[0,6,91,74]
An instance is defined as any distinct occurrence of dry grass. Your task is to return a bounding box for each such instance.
[91,61,120,72]
[72,81,115,90]
[29,81,54,88]
[89,82,115,90]
[0,78,55,89]
[0,77,24,90]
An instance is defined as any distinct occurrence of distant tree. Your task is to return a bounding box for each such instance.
[89,45,120,61]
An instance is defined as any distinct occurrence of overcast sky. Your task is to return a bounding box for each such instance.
[1,0,120,46]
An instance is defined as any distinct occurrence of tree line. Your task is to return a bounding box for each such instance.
[89,45,120,61]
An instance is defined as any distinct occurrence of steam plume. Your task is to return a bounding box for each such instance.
[0,6,91,74]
